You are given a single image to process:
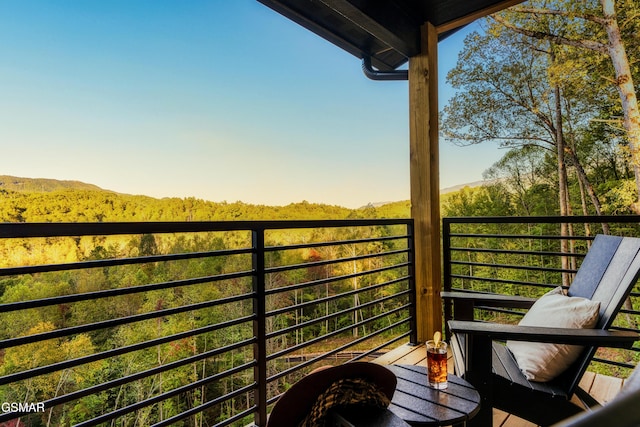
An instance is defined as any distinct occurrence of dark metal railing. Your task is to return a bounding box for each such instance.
[442,215,640,375]
[0,219,416,427]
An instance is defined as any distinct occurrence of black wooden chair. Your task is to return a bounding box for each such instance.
[444,234,640,426]
[551,363,640,427]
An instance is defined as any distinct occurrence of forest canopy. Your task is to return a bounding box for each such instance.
[0,175,412,223]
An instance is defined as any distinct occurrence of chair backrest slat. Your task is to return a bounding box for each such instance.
[568,234,621,300]
[596,238,640,328]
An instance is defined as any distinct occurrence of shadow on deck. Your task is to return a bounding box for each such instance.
[374,344,626,427]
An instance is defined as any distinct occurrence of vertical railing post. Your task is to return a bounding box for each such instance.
[442,219,453,340]
[407,220,419,345]
[252,228,267,427]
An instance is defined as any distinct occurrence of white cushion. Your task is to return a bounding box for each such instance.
[506,287,600,382]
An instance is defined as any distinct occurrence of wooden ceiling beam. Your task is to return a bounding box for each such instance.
[435,0,527,34]
[258,0,528,70]
[257,0,365,59]
[318,0,419,58]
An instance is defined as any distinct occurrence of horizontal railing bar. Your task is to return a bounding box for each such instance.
[266,275,409,318]
[266,290,410,339]
[266,307,411,364]
[267,304,410,360]
[450,275,558,289]
[449,246,587,258]
[610,325,640,333]
[347,333,412,363]
[591,357,635,370]
[266,288,410,339]
[0,217,417,426]
[264,233,410,252]
[619,309,640,316]
[267,317,410,384]
[265,330,412,407]
[0,219,412,238]
[265,248,409,274]
[0,315,256,387]
[443,215,640,224]
[443,215,640,377]
[149,382,257,427]
[449,233,594,241]
[265,262,409,296]
[450,260,577,274]
[475,306,527,317]
[0,292,256,349]
[1,343,256,424]
[0,247,252,277]
[73,361,255,427]
[267,306,410,362]
[211,406,258,427]
[58,344,254,412]
[0,270,253,312]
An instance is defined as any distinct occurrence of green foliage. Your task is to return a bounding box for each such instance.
[442,185,515,217]
[600,179,638,215]
[0,175,103,193]
[441,0,640,218]
[0,188,415,426]
[0,181,384,223]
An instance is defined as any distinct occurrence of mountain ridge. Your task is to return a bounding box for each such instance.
[0,175,104,193]
[0,175,489,209]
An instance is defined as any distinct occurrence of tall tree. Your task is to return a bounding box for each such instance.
[493,0,640,211]
[440,26,602,222]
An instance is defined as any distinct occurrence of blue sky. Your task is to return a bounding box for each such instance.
[0,0,502,208]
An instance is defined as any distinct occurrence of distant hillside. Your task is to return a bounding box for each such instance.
[0,175,104,193]
[0,175,494,222]
[362,180,493,210]
[0,176,356,222]
[440,180,489,194]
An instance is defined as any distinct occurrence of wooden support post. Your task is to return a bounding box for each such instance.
[409,22,442,343]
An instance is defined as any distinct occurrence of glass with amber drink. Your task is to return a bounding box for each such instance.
[426,339,448,389]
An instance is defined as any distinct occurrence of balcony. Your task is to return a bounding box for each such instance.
[1,216,638,426]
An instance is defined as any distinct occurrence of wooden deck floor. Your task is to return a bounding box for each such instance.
[374,343,626,427]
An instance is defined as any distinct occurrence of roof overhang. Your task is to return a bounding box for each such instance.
[258,0,526,71]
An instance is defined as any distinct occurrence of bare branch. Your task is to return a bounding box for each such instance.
[492,15,608,54]
[599,74,619,85]
[620,12,640,30]
[509,6,607,26]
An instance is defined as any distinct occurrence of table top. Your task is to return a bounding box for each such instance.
[386,364,481,426]
[331,406,412,427]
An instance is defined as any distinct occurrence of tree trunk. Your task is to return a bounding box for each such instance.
[352,254,360,338]
[600,0,640,212]
[495,1,640,212]
[554,78,572,287]
[565,148,611,234]
[577,171,592,235]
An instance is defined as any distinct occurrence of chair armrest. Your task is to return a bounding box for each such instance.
[448,320,639,349]
[442,291,537,323]
[442,291,537,309]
